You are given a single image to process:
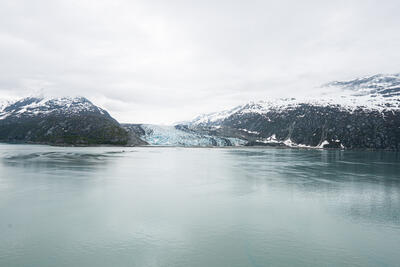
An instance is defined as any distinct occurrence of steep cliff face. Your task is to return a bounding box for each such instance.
[214,105,399,150]
[181,74,400,150]
[0,97,131,145]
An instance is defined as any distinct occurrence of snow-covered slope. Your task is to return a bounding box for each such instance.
[0,96,108,120]
[325,73,400,96]
[186,74,400,127]
[187,105,245,127]
[0,100,9,111]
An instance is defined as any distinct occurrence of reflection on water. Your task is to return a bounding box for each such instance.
[227,149,400,227]
[1,146,132,174]
[0,144,399,267]
[4,151,126,162]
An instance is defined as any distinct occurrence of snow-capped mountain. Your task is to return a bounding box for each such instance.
[1,73,399,149]
[0,96,134,145]
[188,74,400,128]
[324,73,400,97]
[0,96,108,120]
[181,74,400,150]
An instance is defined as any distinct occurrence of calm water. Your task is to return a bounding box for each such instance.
[0,144,399,267]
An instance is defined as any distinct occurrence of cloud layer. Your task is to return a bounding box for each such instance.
[1,0,399,123]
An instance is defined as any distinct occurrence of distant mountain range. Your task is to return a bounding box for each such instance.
[0,73,399,149]
[177,73,400,150]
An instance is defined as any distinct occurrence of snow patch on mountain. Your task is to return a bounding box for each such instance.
[240,128,260,135]
[318,140,330,149]
[255,135,342,149]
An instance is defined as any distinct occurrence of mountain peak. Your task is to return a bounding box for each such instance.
[0,95,107,120]
[184,73,400,128]
[0,95,130,145]
[323,73,400,97]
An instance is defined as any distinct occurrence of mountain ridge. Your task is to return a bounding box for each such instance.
[1,73,399,149]
[179,73,400,150]
[186,73,400,128]
[0,96,142,146]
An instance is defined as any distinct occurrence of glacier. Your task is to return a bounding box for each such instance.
[140,124,246,147]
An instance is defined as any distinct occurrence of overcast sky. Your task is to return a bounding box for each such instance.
[0,0,399,124]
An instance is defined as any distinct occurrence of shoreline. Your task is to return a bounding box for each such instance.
[0,141,399,152]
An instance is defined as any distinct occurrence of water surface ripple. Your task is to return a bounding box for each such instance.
[0,144,399,266]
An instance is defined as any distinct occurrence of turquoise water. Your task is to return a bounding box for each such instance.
[0,144,399,266]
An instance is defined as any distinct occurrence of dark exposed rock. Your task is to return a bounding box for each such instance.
[184,105,400,150]
[121,124,148,146]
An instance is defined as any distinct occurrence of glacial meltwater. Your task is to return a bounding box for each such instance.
[0,144,399,267]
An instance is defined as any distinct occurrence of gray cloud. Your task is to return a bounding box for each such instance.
[1,0,399,123]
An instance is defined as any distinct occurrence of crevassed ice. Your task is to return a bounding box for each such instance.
[141,124,246,147]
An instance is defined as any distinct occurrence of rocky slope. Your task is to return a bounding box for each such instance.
[0,96,137,145]
[180,74,400,150]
